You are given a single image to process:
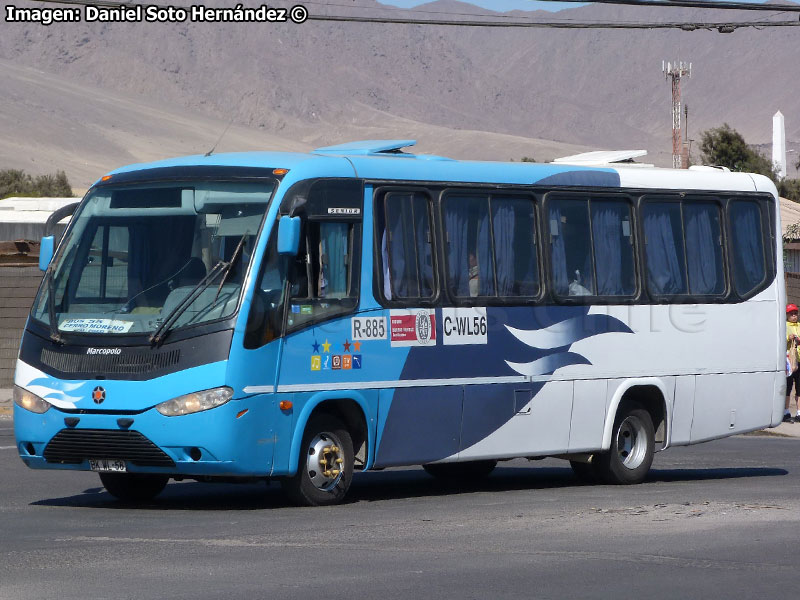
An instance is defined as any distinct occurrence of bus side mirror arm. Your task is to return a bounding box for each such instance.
[277,215,302,255]
[40,201,79,271]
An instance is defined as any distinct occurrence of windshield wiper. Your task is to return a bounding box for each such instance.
[214,231,248,303]
[149,259,228,346]
[150,232,250,346]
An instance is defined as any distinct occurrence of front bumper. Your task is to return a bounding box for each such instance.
[13,394,276,477]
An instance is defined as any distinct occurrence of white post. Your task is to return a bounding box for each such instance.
[773,110,786,179]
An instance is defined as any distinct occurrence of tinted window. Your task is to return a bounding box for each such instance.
[74,225,129,300]
[383,192,435,300]
[287,220,359,329]
[443,194,538,300]
[684,202,725,295]
[730,200,766,296]
[643,202,688,295]
[549,198,595,296]
[591,199,635,296]
[444,195,495,298]
[493,197,538,296]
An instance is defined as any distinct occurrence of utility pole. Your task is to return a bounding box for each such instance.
[683,104,690,168]
[663,61,692,169]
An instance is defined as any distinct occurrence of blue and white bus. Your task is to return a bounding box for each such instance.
[13,140,785,505]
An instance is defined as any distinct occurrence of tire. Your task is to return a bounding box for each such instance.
[281,414,354,506]
[100,472,169,501]
[422,460,497,482]
[592,404,655,485]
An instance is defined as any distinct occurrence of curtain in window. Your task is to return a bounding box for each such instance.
[592,203,624,295]
[445,203,469,297]
[320,222,349,298]
[731,202,765,295]
[549,204,569,295]
[492,202,515,296]
[387,205,411,297]
[476,207,495,296]
[413,198,434,297]
[644,207,686,294]
[685,204,721,294]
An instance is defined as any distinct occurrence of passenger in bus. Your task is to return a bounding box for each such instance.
[786,303,800,423]
[468,253,479,297]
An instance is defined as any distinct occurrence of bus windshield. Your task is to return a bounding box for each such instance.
[31,180,275,336]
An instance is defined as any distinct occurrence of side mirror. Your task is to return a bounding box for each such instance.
[39,236,55,271]
[277,216,301,255]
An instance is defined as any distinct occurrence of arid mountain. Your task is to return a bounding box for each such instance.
[1,0,798,188]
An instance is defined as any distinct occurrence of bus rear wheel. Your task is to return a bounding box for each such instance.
[422,460,497,482]
[592,403,654,485]
[281,414,354,506]
[99,472,169,501]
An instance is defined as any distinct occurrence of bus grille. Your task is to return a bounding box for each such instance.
[40,348,181,375]
[43,429,176,467]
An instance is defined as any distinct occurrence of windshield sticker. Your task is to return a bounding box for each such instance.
[390,309,436,347]
[59,318,134,334]
[442,307,488,345]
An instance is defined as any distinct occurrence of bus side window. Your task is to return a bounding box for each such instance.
[381,192,435,302]
[642,201,688,296]
[443,194,496,298]
[729,200,766,297]
[440,192,538,301]
[286,220,359,330]
[549,197,596,297]
[684,201,725,295]
[590,198,635,296]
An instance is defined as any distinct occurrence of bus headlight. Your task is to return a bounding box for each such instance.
[155,386,233,417]
[13,386,52,414]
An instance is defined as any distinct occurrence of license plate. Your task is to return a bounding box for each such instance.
[89,459,127,472]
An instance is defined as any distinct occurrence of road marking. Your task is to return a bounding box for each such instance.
[0,446,17,450]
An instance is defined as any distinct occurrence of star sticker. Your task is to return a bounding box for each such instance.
[353,340,361,352]
[321,339,331,353]
[343,339,352,352]
[312,340,320,353]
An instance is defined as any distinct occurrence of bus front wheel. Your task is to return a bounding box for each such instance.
[282,414,354,506]
[592,403,655,485]
[99,472,168,501]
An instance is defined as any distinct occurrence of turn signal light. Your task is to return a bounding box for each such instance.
[272,168,289,175]
[279,400,293,411]
[101,175,113,181]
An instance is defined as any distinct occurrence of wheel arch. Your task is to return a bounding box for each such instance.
[602,379,670,452]
[288,391,373,477]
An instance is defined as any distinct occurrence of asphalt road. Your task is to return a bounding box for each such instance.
[1,416,799,600]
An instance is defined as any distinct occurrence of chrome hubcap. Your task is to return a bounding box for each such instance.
[306,432,345,491]
[616,415,647,470]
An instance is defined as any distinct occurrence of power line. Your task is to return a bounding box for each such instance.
[24,0,800,31]
[306,12,800,29]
